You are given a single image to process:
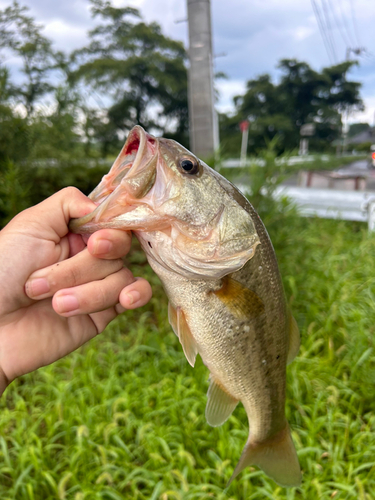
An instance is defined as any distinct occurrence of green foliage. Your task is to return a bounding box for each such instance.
[71,0,189,151]
[1,212,375,497]
[0,160,30,225]
[1,141,375,496]
[0,161,110,228]
[0,0,54,115]
[221,59,364,156]
[0,0,189,164]
[352,142,373,152]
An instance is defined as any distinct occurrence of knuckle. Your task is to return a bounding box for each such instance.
[62,186,81,198]
[120,267,134,283]
[67,264,82,287]
[93,284,108,309]
[111,258,125,272]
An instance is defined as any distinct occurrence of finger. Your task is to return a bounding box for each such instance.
[89,306,120,334]
[11,187,96,241]
[25,248,124,300]
[119,277,153,310]
[68,233,86,257]
[52,267,135,316]
[90,278,152,333]
[87,229,132,259]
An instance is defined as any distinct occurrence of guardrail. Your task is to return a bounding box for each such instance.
[221,154,363,168]
[237,184,375,231]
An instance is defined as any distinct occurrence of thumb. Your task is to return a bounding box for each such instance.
[13,187,97,240]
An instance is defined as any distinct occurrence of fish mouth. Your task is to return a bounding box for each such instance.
[70,126,159,233]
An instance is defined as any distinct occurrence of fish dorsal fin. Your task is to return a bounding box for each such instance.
[213,276,265,320]
[205,377,239,427]
[287,313,300,365]
[168,303,198,367]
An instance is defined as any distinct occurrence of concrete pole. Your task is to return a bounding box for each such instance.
[187,0,219,159]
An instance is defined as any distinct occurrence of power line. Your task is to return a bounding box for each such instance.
[320,0,338,62]
[334,0,356,47]
[326,0,350,47]
[348,0,362,47]
[312,0,368,64]
[310,0,335,63]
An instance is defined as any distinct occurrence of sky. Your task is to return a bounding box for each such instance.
[1,0,374,125]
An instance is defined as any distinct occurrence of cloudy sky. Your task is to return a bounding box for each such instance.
[1,0,374,124]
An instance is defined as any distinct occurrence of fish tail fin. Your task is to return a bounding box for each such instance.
[227,423,301,488]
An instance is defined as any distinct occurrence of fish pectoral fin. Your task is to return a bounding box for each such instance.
[228,424,301,488]
[213,277,264,320]
[287,313,300,365]
[168,302,198,367]
[205,377,238,427]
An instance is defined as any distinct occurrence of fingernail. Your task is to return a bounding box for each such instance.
[124,290,141,306]
[94,239,113,255]
[55,294,79,313]
[26,278,50,297]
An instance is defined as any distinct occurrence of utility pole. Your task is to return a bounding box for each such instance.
[346,47,367,60]
[186,0,219,159]
[341,47,366,154]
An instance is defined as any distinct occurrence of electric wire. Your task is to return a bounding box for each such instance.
[335,0,356,46]
[310,0,334,63]
[349,0,362,47]
[320,0,338,62]
[326,0,350,47]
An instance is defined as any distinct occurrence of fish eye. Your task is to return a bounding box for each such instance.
[179,158,200,175]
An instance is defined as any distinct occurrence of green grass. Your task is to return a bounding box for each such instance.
[1,216,375,499]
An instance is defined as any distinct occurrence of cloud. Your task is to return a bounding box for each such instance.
[1,0,374,121]
[215,79,246,113]
[43,19,90,52]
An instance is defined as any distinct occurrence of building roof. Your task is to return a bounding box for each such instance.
[349,128,375,144]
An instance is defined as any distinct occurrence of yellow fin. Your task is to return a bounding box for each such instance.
[287,314,300,365]
[205,377,238,427]
[228,424,301,487]
[168,303,198,367]
[213,277,265,320]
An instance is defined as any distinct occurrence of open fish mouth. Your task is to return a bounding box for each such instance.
[70,126,159,233]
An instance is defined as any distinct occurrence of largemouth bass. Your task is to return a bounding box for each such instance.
[70,126,302,487]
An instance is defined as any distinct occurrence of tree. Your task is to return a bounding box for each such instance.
[0,0,55,116]
[223,58,364,154]
[0,66,29,163]
[71,0,188,154]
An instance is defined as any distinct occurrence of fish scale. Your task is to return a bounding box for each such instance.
[69,125,302,488]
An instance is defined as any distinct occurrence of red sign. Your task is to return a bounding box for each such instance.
[239,120,249,132]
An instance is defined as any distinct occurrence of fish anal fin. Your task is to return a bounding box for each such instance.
[287,313,300,365]
[214,276,264,320]
[205,377,238,427]
[168,302,198,367]
[228,424,301,488]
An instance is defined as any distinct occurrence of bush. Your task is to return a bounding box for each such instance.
[0,160,110,228]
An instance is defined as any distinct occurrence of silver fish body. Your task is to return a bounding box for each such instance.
[70,126,301,487]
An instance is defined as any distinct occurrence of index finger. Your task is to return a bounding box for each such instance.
[8,187,97,242]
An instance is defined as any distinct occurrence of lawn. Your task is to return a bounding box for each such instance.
[1,213,375,499]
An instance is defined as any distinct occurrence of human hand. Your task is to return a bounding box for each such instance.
[0,187,152,394]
